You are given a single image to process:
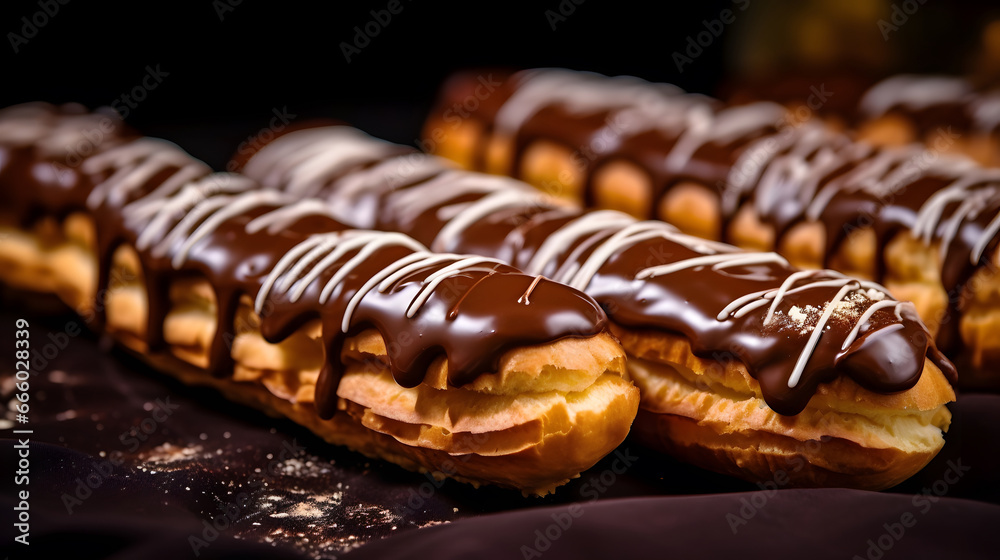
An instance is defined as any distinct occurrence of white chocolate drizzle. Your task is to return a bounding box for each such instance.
[244,126,399,198]
[244,198,345,235]
[494,69,718,146]
[83,137,211,210]
[0,104,60,146]
[123,168,509,332]
[431,188,548,252]
[495,70,1000,271]
[327,153,451,210]
[0,103,122,154]
[386,169,538,230]
[859,75,972,118]
[495,69,681,136]
[241,119,925,392]
[524,209,903,390]
[665,102,786,173]
[971,92,1000,132]
[256,232,504,332]
[787,282,857,388]
[126,173,256,250]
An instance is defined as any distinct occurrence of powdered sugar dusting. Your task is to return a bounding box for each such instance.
[769,291,879,335]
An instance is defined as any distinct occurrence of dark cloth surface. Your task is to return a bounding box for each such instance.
[343,490,1000,560]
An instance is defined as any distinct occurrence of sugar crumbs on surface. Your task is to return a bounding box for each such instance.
[55,409,78,421]
[244,489,402,560]
[139,442,204,466]
[270,453,334,478]
[418,520,452,529]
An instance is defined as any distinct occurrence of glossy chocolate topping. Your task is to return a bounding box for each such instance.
[431,69,1000,367]
[0,102,138,224]
[236,125,955,415]
[0,104,609,418]
[857,74,977,135]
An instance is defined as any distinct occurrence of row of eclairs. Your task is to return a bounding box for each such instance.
[0,71,976,494]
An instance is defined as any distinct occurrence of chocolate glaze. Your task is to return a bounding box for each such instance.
[235,124,956,415]
[726,74,994,137]
[0,104,609,418]
[723,128,1000,362]
[0,103,137,225]
[514,102,780,218]
[856,74,977,136]
[721,71,880,120]
[430,69,997,376]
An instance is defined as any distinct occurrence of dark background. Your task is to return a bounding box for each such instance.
[3,0,1000,168]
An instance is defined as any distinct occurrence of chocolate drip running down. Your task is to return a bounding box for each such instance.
[237,126,956,416]
[426,69,1000,366]
[0,104,609,416]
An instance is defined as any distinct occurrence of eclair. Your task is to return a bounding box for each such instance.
[0,103,639,495]
[233,125,956,490]
[852,74,1000,167]
[423,68,1000,389]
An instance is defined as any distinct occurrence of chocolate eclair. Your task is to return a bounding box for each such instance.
[853,74,1000,167]
[423,68,1000,390]
[0,103,638,495]
[234,124,956,490]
